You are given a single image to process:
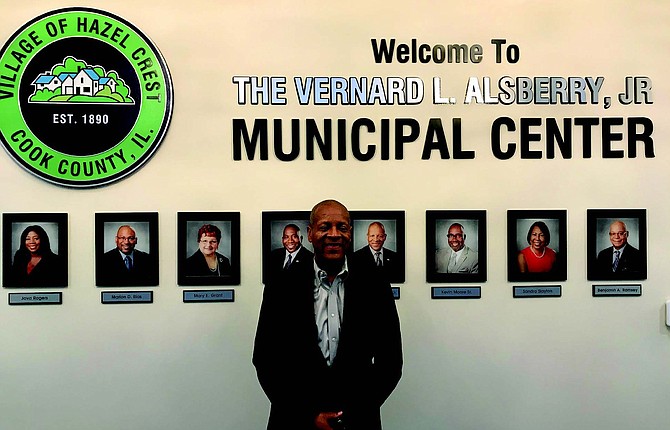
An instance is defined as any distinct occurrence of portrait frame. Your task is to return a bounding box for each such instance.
[2,212,68,288]
[507,210,567,282]
[351,210,406,284]
[95,212,159,287]
[426,210,487,283]
[177,212,241,286]
[261,211,311,284]
[586,209,647,281]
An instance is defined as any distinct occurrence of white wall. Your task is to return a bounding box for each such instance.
[1,1,669,429]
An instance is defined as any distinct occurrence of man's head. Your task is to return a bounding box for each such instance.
[282,224,303,253]
[308,199,352,269]
[609,220,629,250]
[115,225,137,255]
[366,222,387,252]
[447,223,466,252]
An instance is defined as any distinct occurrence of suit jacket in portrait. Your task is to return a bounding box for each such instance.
[97,249,157,286]
[9,251,66,288]
[264,245,314,283]
[184,250,231,277]
[353,246,402,283]
[253,258,403,430]
[595,244,643,279]
[435,245,479,274]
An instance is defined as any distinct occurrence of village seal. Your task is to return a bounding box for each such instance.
[0,7,173,187]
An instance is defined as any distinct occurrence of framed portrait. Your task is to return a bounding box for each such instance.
[507,210,567,282]
[262,211,312,284]
[586,209,647,281]
[95,212,159,287]
[351,210,406,284]
[426,210,486,283]
[2,213,68,288]
[177,212,240,286]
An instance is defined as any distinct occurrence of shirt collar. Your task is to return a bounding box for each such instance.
[314,257,349,287]
[286,245,301,258]
[369,246,383,256]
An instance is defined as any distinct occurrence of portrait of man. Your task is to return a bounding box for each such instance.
[589,214,646,280]
[261,212,312,284]
[177,212,241,286]
[96,213,159,287]
[268,223,314,279]
[595,220,642,276]
[254,199,402,430]
[435,222,479,274]
[426,210,486,283]
[353,221,402,282]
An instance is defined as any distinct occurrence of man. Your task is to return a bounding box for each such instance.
[353,221,401,282]
[254,200,403,430]
[266,223,313,282]
[97,225,157,286]
[595,220,642,278]
[435,222,479,274]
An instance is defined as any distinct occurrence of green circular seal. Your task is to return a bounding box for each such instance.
[0,7,173,187]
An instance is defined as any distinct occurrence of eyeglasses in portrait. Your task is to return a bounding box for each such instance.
[177,212,240,286]
[95,212,159,287]
[586,209,646,281]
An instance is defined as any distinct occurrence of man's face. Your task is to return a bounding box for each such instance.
[308,203,352,264]
[199,233,219,256]
[282,226,302,253]
[447,225,465,252]
[609,221,628,249]
[367,224,387,252]
[115,226,137,255]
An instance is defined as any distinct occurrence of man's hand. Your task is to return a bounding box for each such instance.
[314,411,343,430]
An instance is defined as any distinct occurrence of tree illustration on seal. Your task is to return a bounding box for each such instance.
[30,56,134,104]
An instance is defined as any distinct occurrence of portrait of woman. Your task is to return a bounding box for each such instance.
[184,224,232,277]
[9,225,66,287]
[507,210,567,282]
[517,221,557,273]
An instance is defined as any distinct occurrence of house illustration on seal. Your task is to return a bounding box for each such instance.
[30,56,133,104]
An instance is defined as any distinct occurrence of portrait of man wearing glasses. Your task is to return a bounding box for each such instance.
[594,220,642,278]
[435,222,479,274]
[97,224,157,286]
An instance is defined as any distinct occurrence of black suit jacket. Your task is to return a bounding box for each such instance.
[253,258,402,430]
[184,250,231,277]
[264,246,314,283]
[353,246,402,283]
[595,244,643,279]
[97,249,158,286]
[9,251,66,288]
